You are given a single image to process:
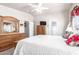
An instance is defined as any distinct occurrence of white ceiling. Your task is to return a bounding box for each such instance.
[0,3,73,15]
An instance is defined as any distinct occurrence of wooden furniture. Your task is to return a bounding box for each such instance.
[36,25,46,35]
[0,16,27,52]
[0,33,26,52]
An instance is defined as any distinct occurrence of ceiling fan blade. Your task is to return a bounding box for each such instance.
[41,7,48,9]
[38,3,42,7]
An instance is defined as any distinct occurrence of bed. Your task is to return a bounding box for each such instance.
[13,35,79,55]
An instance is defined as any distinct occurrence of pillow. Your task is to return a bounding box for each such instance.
[66,34,79,46]
[63,31,73,39]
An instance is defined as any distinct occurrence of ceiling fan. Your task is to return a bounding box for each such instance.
[28,3,48,13]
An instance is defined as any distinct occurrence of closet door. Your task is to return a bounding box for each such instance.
[37,25,46,35]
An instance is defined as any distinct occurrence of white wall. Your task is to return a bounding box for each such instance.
[34,11,69,35]
[0,5,33,21]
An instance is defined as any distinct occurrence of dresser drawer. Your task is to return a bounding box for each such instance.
[0,33,26,52]
[0,43,13,52]
[0,39,12,44]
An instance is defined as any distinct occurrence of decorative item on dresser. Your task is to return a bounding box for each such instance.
[0,16,27,52]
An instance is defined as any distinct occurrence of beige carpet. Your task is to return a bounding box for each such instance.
[0,48,15,55]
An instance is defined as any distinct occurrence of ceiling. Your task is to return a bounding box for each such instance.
[0,3,73,15]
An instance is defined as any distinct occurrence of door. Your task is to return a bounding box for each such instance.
[24,21,29,37]
[24,21,34,37]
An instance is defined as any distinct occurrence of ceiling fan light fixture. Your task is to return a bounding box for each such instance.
[28,3,48,14]
[32,7,48,14]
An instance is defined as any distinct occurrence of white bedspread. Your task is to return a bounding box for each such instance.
[13,35,79,55]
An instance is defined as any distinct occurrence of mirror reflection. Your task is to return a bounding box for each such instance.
[3,22,15,32]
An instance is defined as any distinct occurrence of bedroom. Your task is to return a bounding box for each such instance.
[0,3,79,55]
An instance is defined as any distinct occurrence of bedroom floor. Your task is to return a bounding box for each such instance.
[0,48,15,55]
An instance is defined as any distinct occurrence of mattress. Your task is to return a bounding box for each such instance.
[13,35,79,55]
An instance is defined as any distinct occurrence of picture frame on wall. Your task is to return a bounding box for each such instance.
[40,21,46,25]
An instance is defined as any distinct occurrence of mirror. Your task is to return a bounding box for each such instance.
[71,5,79,30]
[66,5,79,33]
[0,16,19,33]
[3,22,15,32]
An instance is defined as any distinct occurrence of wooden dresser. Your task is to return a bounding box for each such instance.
[0,16,27,52]
[0,33,26,52]
[36,25,46,35]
